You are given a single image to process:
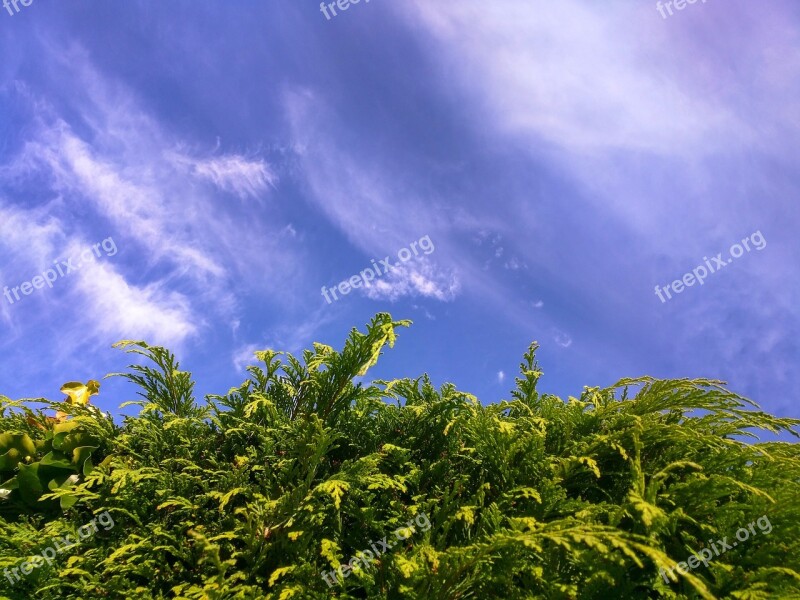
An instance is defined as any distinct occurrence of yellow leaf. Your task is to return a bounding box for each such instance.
[317,480,349,510]
[395,556,417,578]
[60,380,101,406]
[320,538,341,567]
[395,526,414,539]
[268,566,295,587]
[278,586,302,599]
[66,555,82,568]
[455,506,476,526]
[575,456,601,478]
[513,487,543,503]
[628,491,666,528]
[498,421,515,434]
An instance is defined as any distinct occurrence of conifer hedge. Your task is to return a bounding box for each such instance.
[1,313,798,599]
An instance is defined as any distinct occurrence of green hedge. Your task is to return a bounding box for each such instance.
[1,313,798,599]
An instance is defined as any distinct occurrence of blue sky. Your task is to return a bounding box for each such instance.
[0,1,798,434]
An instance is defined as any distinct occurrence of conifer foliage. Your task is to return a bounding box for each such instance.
[1,313,798,599]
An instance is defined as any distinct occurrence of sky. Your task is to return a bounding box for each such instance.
[0,0,798,436]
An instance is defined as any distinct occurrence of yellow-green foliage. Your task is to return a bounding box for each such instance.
[0,313,798,599]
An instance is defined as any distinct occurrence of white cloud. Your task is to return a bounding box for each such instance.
[400,1,740,155]
[283,87,461,305]
[233,343,262,373]
[504,257,526,271]
[4,114,228,282]
[554,331,573,348]
[72,261,197,349]
[0,202,67,330]
[284,88,453,252]
[0,47,307,364]
[411,304,436,321]
[497,370,505,383]
[362,261,460,302]
[398,1,800,249]
[0,202,64,273]
[168,151,277,200]
[394,1,800,408]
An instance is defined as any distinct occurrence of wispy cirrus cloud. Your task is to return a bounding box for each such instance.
[395,0,800,398]
[0,45,294,353]
[71,261,198,348]
[167,151,277,200]
[398,0,742,155]
[283,86,461,304]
